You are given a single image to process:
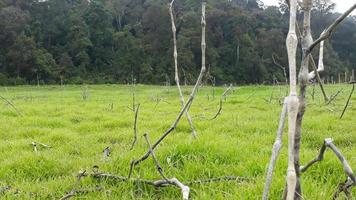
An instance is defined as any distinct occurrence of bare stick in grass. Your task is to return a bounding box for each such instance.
[130,104,140,150]
[169,0,197,138]
[340,82,355,119]
[210,84,233,120]
[262,98,288,200]
[144,133,189,200]
[326,88,343,105]
[0,95,22,116]
[128,1,207,178]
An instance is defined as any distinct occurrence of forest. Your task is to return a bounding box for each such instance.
[0,0,355,85]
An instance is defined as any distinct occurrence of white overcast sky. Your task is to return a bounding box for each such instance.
[262,0,356,14]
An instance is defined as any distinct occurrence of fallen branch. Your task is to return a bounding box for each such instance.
[130,104,140,150]
[340,82,355,119]
[59,186,103,200]
[210,84,233,120]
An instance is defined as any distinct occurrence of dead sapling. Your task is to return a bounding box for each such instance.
[130,104,140,150]
[127,1,207,178]
[169,0,197,138]
[210,84,233,120]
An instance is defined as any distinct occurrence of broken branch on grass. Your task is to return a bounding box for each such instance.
[340,82,355,119]
[169,0,197,138]
[128,1,207,178]
[299,138,355,184]
[130,104,140,150]
[103,147,110,158]
[210,84,233,120]
[59,186,103,200]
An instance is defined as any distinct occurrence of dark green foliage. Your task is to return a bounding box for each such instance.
[0,0,355,85]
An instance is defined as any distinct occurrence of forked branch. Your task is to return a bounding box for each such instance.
[210,84,233,120]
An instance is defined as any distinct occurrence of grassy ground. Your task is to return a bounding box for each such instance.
[0,84,354,199]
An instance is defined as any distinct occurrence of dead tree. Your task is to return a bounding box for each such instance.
[169,0,197,138]
[262,1,356,200]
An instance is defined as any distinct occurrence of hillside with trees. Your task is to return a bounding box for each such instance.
[0,0,355,85]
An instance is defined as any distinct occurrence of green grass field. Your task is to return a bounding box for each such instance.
[0,84,355,199]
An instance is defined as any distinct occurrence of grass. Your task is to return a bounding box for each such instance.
[0,84,354,199]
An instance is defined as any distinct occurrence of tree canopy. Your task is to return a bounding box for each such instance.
[0,0,354,85]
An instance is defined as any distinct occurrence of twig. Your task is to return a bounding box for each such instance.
[272,53,288,85]
[332,177,355,200]
[130,104,140,150]
[59,186,103,200]
[143,133,168,181]
[307,3,356,54]
[326,88,343,105]
[128,1,207,178]
[340,82,354,119]
[210,84,233,120]
[0,95,22,116]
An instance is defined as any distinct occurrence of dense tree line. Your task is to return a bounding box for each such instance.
[0,0,355,85]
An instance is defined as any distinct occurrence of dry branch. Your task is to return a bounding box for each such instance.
[169,0,197,138]
[340,82,354,119]
[326,88,343,105]
[262,98,288,200]
[0,95,22,116]
[307,3,356,54]
[210,84,233,120]
[128,1,207,178]
[272,54,288,85]
[130,104,140,150]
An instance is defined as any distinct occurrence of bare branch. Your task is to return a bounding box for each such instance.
[340,82,354,119]
[130,104,140,150]
[272,54,288,85]
[0,95,22,116]
[262,98,288,200]
[307,3,356,54]
[128,1,207,178]
[299,138,355,184]
[210,84,233,120]
[169,0,196,138]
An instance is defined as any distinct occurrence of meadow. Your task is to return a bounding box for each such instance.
[0,84,354,199]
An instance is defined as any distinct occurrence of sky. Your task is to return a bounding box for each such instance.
[261,0,356,14]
